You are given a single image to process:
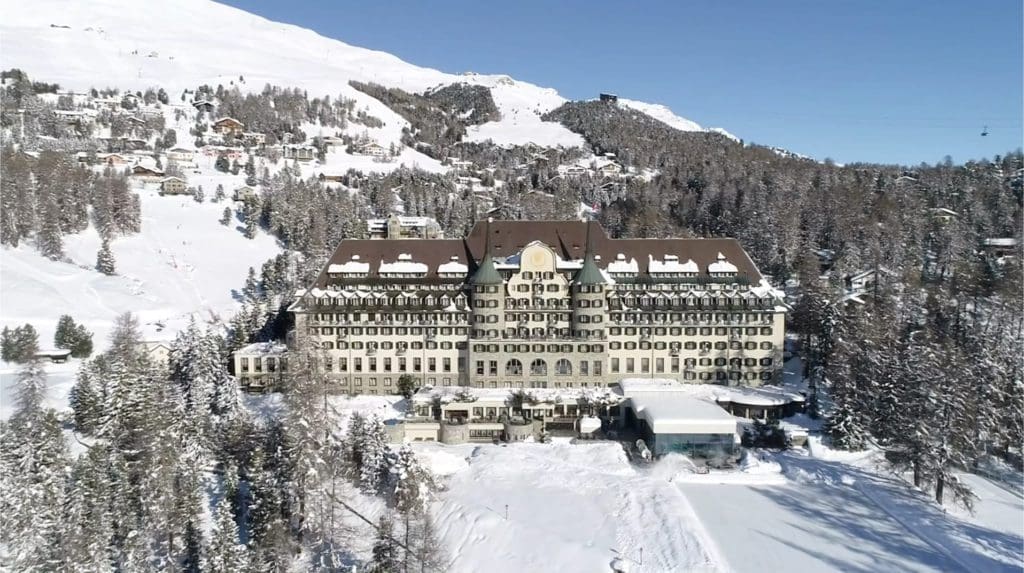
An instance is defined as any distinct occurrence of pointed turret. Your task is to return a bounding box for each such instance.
[573,220,605,285]
[470,219,503,285]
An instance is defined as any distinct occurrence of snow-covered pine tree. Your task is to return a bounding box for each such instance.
[390,444,430,516]
[221,206,233,226]
[96,237,116,275]
[367,514,401,573]
[204,497,250,573]
[347,412,366,473]
[54,314,76,349]
[0,358,70,571]
[359,414,390,494]
[59,443,115,571]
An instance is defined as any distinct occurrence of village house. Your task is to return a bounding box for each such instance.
[136,341,172,367]
[283,144,317,161]
[159,176,189,196]
[233,186,257,202]
[97,153,130,166]
[232,342,288,392]
[366,214,443,240]
[242,132,266,146]
[355,140,388,157]
[321,136,346,151]
[191,99,216,114]
[166,147,195,164]
[981,238,1020,259]
[212,117,245,138]
[131,164,164,179]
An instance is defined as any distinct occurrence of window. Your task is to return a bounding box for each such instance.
[641,358,650,373]
[611,358,619,373]
[354,358,362,372]
[555,359,572,376]
[580,361,589,376]
[656,357,664,373]
[626,358,635,373]
[443,357,452,372]
[506,358,523,376]
[428,357,436,372]
[489,360,498,376]
[530,358,547,376]
[476,360,485,375]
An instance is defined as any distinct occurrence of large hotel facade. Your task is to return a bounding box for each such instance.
[287,220,786,395]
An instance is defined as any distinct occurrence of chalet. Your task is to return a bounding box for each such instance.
[97,153,129,166]
[929,207,959,223]
[595,159,623,177]
[355,141,387,157]
[166,148,195,163]
[319,173,346,183]
[126,116,147,127]
[233,186,257,202]
[843,266,896,295]
[283,144,317,161]
[191,99,216,113]
[982,238,1020,259]
[136,341,172,366]
[159,177,189,196]
[131,164,164,179]
[599,93,619,103]
[561,165,589,177]
[321,136,346,151]
[212,117,244,137]
[53,109,97,126]
[242,132,266,146]
[137,107,164,120]
[34,349,72,363]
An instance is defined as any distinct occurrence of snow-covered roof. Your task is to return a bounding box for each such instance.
[649,254,698,274]
[707,252,738,274]
[437,258,469,274]
[328,258,370,274]
[606,254,639,274]
[617,378,803,408]
[983,238,1019,247]
[628,392,737,434]
[379,257,428,274]
[235,342,287,355]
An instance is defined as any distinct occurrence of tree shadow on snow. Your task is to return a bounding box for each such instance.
[749,453,1023,573]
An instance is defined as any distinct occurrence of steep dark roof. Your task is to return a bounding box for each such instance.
[573,221,606,285]
[312,221,763,288]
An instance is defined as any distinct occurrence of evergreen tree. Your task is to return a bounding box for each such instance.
[97,238,116,275]
[221,206,233,226]
[359,414,390,494]
[0,358,70,571]
[204,497,250,573]
[367,514,401,573]
[54,314,77,349]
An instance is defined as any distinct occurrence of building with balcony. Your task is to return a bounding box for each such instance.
[289,220,786,396]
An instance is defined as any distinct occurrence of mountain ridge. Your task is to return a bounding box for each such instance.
[0,0,729,147]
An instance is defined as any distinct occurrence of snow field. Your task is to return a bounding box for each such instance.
[428,442,727,573]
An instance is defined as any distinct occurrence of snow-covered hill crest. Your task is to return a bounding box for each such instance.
[0,0,724,148]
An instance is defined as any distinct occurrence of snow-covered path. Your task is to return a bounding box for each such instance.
[681,454,1023,573]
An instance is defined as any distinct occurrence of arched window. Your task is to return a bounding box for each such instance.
[530,358,547,376]
[506,359,523,376]
[555,359,572,376]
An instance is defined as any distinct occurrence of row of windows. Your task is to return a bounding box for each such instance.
[313,312,468,323]
[609,356,773,374]
[475,358,604,377]
[327,356,467,373]
[470,328,606,340]
[608,340,774,351]
[311,326,470,337]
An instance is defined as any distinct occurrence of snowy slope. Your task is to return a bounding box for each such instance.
[618,98,738,141]
[0,179,280,348]
[0,0,586,149]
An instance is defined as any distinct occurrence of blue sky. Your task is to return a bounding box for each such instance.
[224,0,1022,166]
